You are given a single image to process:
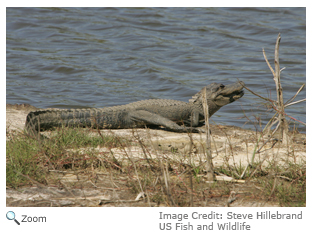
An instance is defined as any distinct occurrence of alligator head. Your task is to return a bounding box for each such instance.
[190,81,244,108]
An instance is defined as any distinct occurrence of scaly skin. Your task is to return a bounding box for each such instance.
[25,81,244,134]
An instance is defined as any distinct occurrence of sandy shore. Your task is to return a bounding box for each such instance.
[6,104,306,207]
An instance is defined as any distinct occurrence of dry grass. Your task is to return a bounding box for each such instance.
[6,124,305,207]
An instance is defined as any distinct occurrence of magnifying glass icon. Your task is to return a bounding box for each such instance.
[6,211,20,225]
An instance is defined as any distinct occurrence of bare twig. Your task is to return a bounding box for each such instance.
[263,48,275,77]
[284,84,305,106]
[285,98,306,108]
[271,121,281,135]
[99,199,142,205]
[242,83,305,127]
[202,87,215,182]
[270,104,306,126]
[274,34,281,81]
[273,33,289,144]
[239,83,277,103]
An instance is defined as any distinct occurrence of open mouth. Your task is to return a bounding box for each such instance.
[216,81,245,104]
[222,82,244,96]
[232,89,244,100]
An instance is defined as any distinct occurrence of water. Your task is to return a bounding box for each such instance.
[6,7,306,133]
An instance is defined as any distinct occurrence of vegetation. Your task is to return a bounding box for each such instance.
[6,123,305,207]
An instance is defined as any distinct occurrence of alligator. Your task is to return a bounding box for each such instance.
[25,81,244,135]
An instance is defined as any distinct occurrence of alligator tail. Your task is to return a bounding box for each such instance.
[25,108,105,135]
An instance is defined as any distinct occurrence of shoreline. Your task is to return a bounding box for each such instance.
[6,103,306,207]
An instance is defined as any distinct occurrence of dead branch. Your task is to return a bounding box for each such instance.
[262,48,275,77]
[239,82,277,103]
[240,77,305,128]
[285,98,306,108]
[270,104,306,126]
[284,84,305,106]
[202,87,215,182]
[276,34,289,144]
[262,33,289,144]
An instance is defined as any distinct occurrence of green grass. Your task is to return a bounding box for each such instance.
[6,127,127,188]
[6,125,306,207]
[7,135,47,188]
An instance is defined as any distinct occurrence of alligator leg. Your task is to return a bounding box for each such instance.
[129,110,204,133]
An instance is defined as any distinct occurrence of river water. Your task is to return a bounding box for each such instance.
[6,7,306,133]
